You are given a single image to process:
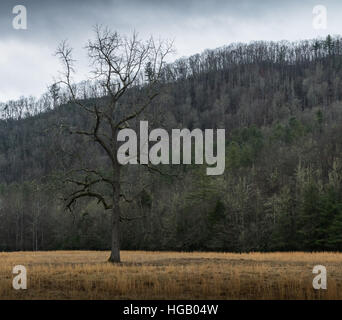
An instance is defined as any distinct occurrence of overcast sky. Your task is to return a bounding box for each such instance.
[0,0,341,101]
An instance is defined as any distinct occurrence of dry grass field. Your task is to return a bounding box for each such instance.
[0,251,341,299]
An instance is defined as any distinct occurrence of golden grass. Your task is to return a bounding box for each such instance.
[0,251,341,299]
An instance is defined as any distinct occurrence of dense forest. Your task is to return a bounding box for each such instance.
[1,35,342,252]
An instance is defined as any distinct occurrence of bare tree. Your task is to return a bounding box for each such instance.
[55,25,173,262]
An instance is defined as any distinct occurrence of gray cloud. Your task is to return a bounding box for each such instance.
[1,0,342,101]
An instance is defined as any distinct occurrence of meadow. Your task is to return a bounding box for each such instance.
[0,251,341,299]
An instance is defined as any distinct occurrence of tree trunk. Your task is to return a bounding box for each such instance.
[108,163,121,263]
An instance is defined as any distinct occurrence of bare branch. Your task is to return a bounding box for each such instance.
[65,191,112,211]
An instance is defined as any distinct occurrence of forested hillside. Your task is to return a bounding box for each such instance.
[1,35,342,252]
